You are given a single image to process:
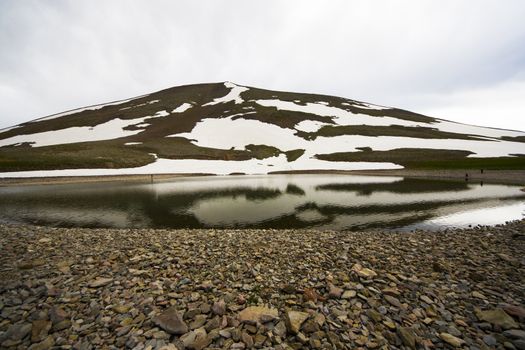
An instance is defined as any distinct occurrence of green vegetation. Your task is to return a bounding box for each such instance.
[316,148,525,170]
[130,138,252,161]
[0,142,154,172]
[297,125,484,141]
[284,149,305,162]
[245,144,281,159]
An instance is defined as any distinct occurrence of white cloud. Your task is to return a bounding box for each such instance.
[1,0,524,131]
[414,78,525,131]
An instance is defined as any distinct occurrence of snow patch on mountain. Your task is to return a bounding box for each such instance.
[172,103,193,113]
[255,99,428,128]
[0,110,170,148]
[204,82,248,106]
[169,117,523,158]
[0,156,402,178]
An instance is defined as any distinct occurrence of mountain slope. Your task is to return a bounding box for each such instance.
[0,82,524,177]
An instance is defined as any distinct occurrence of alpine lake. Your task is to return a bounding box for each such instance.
[0,174,523,231]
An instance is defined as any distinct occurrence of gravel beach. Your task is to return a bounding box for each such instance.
[0,221,524,349]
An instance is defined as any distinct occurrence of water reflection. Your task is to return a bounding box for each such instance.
[0,175,523,231]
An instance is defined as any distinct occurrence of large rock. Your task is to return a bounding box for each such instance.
[285,310,309,334]
[475,308,518,330]
[153,307,189,335]
[238,306,278,323]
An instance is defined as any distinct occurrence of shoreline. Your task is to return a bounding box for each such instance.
[1,221,524,349]
[0,169,524,187]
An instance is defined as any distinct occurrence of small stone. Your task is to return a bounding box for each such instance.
[476,308,519,330]
[303,288,324,302]
[420,295,433,304]
[483,335,498,346]
[367,309,382,322]
[397,327,416,350]
[273,321,287,337]
[238,306,278,323]
[440,332,465,347]
[328,283,343,299]
[49,307,68,324]
[212,299,226,316]
[53,320,72,331]
[153,307,188,335]
[351,263,377,278]
[112,305,131,314]
[241,331,254,348]
[341,290,356,299]
[88,277,113,288]
[180,331,197,348]
[219,329,232,338]
[285,310,309,334]
[385,295,402,308]
[472,291,487,299]
[504,330,525,340]
[190,314,207,330]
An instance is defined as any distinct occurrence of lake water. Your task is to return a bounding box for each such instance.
[0,175,523,231]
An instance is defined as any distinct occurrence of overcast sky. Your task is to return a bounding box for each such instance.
[1,0,524,131]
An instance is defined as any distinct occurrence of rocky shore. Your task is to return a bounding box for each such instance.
[0,221,524,350]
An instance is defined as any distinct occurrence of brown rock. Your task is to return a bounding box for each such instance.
[285,310,309,334]
[475,308,518,330]
[153,307,189,335]
[238,306,278,323]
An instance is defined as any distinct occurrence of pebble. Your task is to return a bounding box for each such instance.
[0,220,523,349]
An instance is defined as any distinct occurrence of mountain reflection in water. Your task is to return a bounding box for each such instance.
[0,175,523,231]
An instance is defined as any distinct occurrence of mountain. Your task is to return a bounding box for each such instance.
[0,82,524,177]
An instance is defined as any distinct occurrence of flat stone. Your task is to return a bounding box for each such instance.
[440,332,465,347]
[397,327,416,350]
[153,307,188,335]
[112,305,131,314]
[88,277,113,288]
[472,291,486,299]
[476,308,519,330]
[504,330,525,340]
[420,295,433,304]
[352,263,377,278]
[285,310,309,334]
[341,290,356,299]
[385,295,402,308]
[238,306,278,323]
